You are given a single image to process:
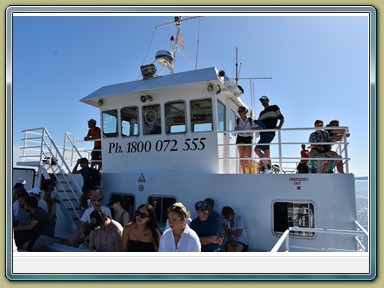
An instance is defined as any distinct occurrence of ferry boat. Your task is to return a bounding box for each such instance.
[12,16,368,254]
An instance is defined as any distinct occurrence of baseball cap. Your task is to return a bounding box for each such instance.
[195,201,208,211]
[28,187,41,195]
[17,178,26,185]
[89,209,105,231]
[259,95,269,101]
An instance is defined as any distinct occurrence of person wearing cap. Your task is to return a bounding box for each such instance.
[84,118,102,171]
[12,178,26,203]
[89,209,123,252]
[108,195,130,227]
[68,192,111,247]
[189,201,223,252]
[254,95,285,173]
[28,187,48,213]
[14,196,54,251]
[159,202,201,252]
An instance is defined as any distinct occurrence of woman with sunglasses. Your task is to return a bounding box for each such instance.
[122,203,162,252]
[235,106,254,174]
[159,202,201,252]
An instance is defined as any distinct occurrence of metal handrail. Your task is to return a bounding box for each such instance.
[270,222,368,252]
[217,126,350,174]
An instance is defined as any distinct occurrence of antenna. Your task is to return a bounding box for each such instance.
[155,16,203,74]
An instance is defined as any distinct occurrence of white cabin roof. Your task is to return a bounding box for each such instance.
[81,67,241,107]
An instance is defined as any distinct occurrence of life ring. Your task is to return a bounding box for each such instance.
[144,109,157,125]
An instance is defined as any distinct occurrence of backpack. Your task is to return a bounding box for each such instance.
[237,117,253,126]
[90,169,101,187]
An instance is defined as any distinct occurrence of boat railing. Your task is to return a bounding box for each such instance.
[217,126,350,174]
[17,127,83,227]
[270,221,368,252]
[65,137,102,168]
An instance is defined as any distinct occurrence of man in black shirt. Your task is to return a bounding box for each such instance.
[14,196,54,251]
[254,95,285,173]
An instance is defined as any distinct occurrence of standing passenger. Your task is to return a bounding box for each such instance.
[254,95,285,174]
[235,106,253,174]
[84,119,102,171]
[121,204,162,252]
[159,202,201,252]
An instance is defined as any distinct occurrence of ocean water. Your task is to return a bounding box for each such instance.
[355,180,368,230]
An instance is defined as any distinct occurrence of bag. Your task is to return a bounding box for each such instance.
[253,120,266,129]
[90,169,101,187]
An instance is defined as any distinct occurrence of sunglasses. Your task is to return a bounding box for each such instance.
[94,198,103,202]
[135,210,150,219]
[238,110,245,113]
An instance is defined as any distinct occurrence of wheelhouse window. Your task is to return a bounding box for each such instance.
[165,101,186,134]
[142,104,161,135]
[121,106,139,137]
[148,196,176,223]
[229,109,236,131]
[217,100,226,131]
[273,202,315,238]
[190,99,213,132]
[102,110,118,137]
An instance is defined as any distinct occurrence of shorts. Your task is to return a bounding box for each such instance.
[225,241,249,252]
[255,132,275,151]
[91,149,102,162]
[236,136,253,144]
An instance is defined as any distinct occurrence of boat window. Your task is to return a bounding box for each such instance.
[142,104,161,135]
[229,109,236,131]
[102,110,118,137]
[148,196,176,223]
[190,99,213,132]
[165,101,186,134]
[107,194,135,223]
[121,106,139,137]
[273,202,315,238]
[217,100,226,131]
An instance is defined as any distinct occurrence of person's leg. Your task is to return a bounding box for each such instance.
[244,145,253,173]
[237,146,246,173]
[233,242,245,252]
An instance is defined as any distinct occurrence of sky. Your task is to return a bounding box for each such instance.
[11,12,371,176]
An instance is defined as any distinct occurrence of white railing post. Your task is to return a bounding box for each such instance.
[277,129,283,173]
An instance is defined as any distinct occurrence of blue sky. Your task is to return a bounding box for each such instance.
[11,13,371,176]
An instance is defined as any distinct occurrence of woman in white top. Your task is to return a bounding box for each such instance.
[159,202,201,252]
[235,106,254,174]
[221,206,249,252]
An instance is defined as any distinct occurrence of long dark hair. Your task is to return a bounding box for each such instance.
[137,203,162,246]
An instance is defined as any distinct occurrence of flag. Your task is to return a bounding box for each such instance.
[178,33,185,49]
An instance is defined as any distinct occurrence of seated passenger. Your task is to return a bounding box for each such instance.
[108,195,130,227]
[121,203,162,252]
[14,197,55,251]
[308,119,344,173]
[159,202,201,252]
[190,201,223,252]
[68,192,112,247]
[221,206,249,252]
[89,209,123,252]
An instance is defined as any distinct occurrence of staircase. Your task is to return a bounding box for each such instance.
[17,128,86,234]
